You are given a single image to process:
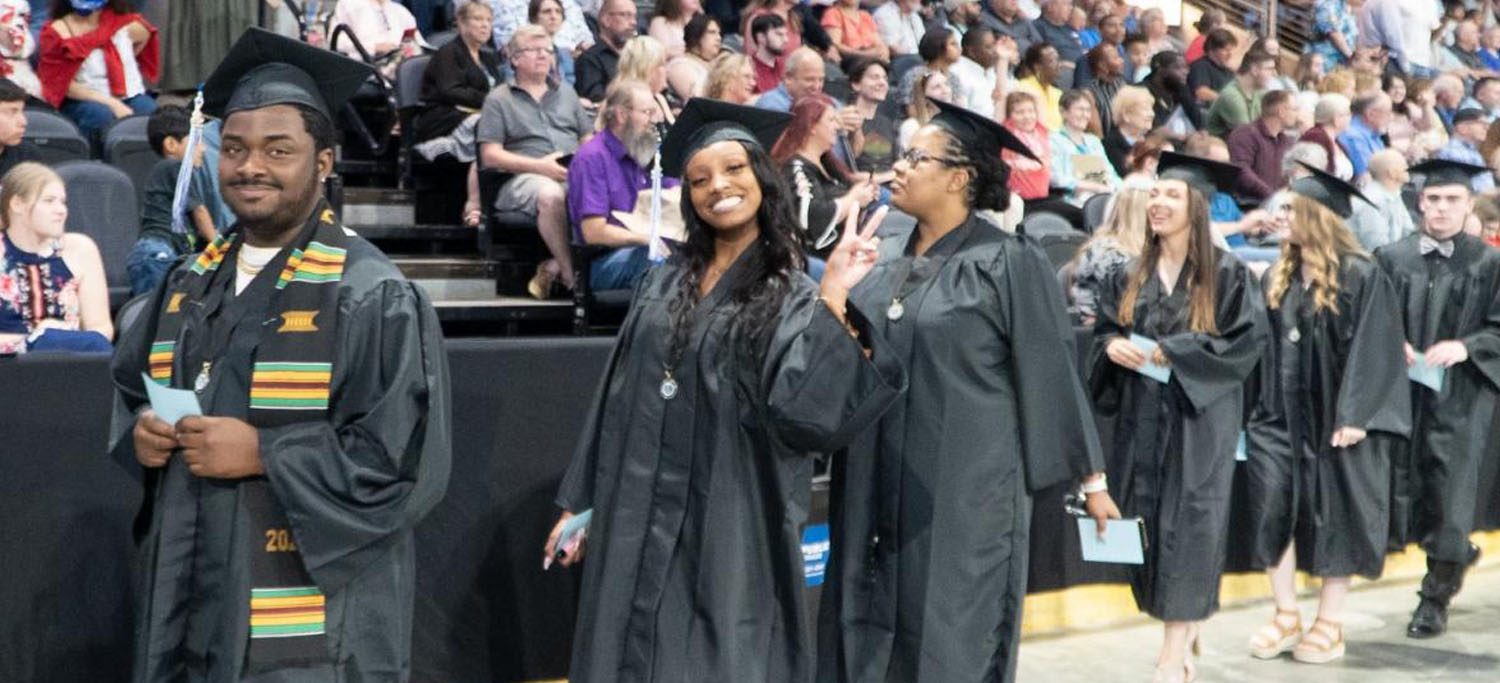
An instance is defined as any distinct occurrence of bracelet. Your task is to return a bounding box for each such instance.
[1080,474,1108,495]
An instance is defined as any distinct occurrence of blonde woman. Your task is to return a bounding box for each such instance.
[703,53,756,104]
[0,162,112,354]
[1243,163,1410,665]
[897,68,949,149]
[617,35,678,124]
[1067,178,1150,323]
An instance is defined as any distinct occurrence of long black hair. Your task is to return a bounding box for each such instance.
[665,140,806,370]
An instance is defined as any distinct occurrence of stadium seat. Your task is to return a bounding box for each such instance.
[1020,210,1077,236]
[1082,192,1111,233]
[570,244,633,334]
[56,160,139,310]
[101,114,156,205]
[23,109,89,164]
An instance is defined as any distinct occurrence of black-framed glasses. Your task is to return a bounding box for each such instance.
[898,148,961,167]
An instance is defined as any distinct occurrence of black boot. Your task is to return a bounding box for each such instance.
[1407,555,1466,638]
[1407,594,1449,638]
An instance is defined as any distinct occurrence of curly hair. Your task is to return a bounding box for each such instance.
[930,123,1012,212]
[1266,193,1365,314]
[665,141,808,371]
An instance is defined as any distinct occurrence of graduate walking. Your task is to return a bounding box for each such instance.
[110,29,453,682]
[1374,159,1500,639]
[1242,163,1411,664]
[816,100,1119,683]
[545,99,906,683]
[1089,152,1268,683]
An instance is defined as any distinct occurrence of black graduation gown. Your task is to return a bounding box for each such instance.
[555,244,906,683]
[1089,250,1267,621]
[110,236,452,683]
[1375,232,1500,562]
[817,215,1105,683]
[1242,256,1411,578]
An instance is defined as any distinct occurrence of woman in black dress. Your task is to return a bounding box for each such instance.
[410,1,502,226]
[543,98,905,683]
[770,94,877,261]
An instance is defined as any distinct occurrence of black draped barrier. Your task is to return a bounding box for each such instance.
[5,333,1500,682]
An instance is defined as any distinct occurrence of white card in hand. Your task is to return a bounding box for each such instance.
[1128,333,1172,384]
[141,373,204,426]
[1076,517,1146,564]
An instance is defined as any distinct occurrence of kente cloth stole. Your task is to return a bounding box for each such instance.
[145,202,347,669]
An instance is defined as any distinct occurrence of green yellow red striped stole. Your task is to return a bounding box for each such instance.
[250,586,327,638]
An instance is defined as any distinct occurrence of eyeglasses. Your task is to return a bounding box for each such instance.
[898,148,961,167]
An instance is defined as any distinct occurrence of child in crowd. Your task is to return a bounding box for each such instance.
[124,105,215,297]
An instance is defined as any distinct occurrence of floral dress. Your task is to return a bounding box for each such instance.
[1307,0,1357,68]
[1069,235,1131,321]
[0,232,81,354]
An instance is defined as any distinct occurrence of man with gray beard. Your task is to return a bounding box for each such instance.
[565,79,679,289]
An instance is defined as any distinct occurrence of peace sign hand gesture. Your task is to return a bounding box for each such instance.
[820,205,887,302]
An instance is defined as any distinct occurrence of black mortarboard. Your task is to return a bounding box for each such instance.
[660,98,792,177]
[1157,151,1241,197]
[930,99,1039,161]
[202,27,376,120]
[1289,160,1374,219]
[1410,158,1489,189]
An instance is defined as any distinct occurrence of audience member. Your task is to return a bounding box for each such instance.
[757,46,824,112]
[565,80,667,290]
[1144,50,1199,139]
[874,0,928,57]
[980,0,1041,56]
[1186,27,1235,107]
[1084,41,1125,137]
[749,13,789,94]
[1014,41,1063,129]
[1293,51,1324,93]
[1435,20,1494,79]
[1436,108,1496,192]
[1066,178,1147,323]
[333,0,423,78]
[618,36,677,124]
[1348,148,1414,249]
[950,25,1008,118]
[1183,8,1222,63]
[1182,132,1272,255]
[1003,91,1050,200]
[1481,25,1500,71]
[1307,0,1357,68]
[1032,0,1083,87]
[1121,130,1171,182]
[1226,89,1298,201]
[125,105,215,297]
[1247,37,1296,92]
[1076,2,1110,50]
[823,0,890,65]
[898,67,950,147]
[1338,91,1391,181]
[1205,49,1275,137]
[847,57,901,174]
[477,24,593,298]
[648,0,701,58]
[704,52,757,104]
[667,14,723,99]
[897,28,967,109]
[1138,8,1181,56]
[0,162,111,354]
[1279,140,1328,187]
[1431,72,1465,133]
[1049,88,1119,205]
[530,0,577,84]
[39,0,158,138]
[944,0,983,39]
[1358,0,1439,77]
[0,79,39,176]
[0,0,39,99]
[1300,92,1353,179]
[1122,33,1150,83]
[486,0,595,53]
[770,94,876,260]
[740,0,803,56]
[575,0,637,102]
[1103,84,1152,174]
[1462,76,1500,121]
[413,0,503,167]
[1075,11,1124,85]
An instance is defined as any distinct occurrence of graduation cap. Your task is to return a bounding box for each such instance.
[1156,151,1241,198]
[1410,158,1490,190]
[660,98,792,178]
[202,27,376,120]
[930,99,1039,162]
[1289,160,1375,219]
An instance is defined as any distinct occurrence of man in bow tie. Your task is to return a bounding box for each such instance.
[1374,158,1500,640]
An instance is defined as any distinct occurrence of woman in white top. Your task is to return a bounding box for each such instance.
[332,0,424,78]
[648,0,702,58]
[1050,89,1121,206]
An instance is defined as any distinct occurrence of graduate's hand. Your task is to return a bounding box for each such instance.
[1405,342,1417,367]
[175,416,264,479]
[1330,426,1368,449]
[1106,337,1146,370]
[544,511,586,569]
[1149,346,1169,368]
[133,408,178,468]
[1425,340,1469,368]
[1084,490,1122,540]
[820,205,888,305]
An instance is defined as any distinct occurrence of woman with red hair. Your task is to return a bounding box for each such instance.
[39,0,158,139]
[771,94,877,261]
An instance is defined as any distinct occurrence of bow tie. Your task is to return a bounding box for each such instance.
[1420,235,1455,258]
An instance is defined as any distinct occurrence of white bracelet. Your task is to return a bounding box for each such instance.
[1080,474,1108,495]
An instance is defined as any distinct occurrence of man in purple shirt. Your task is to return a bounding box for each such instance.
[566,79,677,289]
[1226,89,1298,201]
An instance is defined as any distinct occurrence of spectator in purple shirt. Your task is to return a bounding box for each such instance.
[566,79,679,289]
[1226,89,1299,201]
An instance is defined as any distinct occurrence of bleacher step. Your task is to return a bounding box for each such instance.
[341,187,415,228]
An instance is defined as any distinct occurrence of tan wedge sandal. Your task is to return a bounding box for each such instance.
[1248,608,1302,659]
[1292,618,1344,664]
